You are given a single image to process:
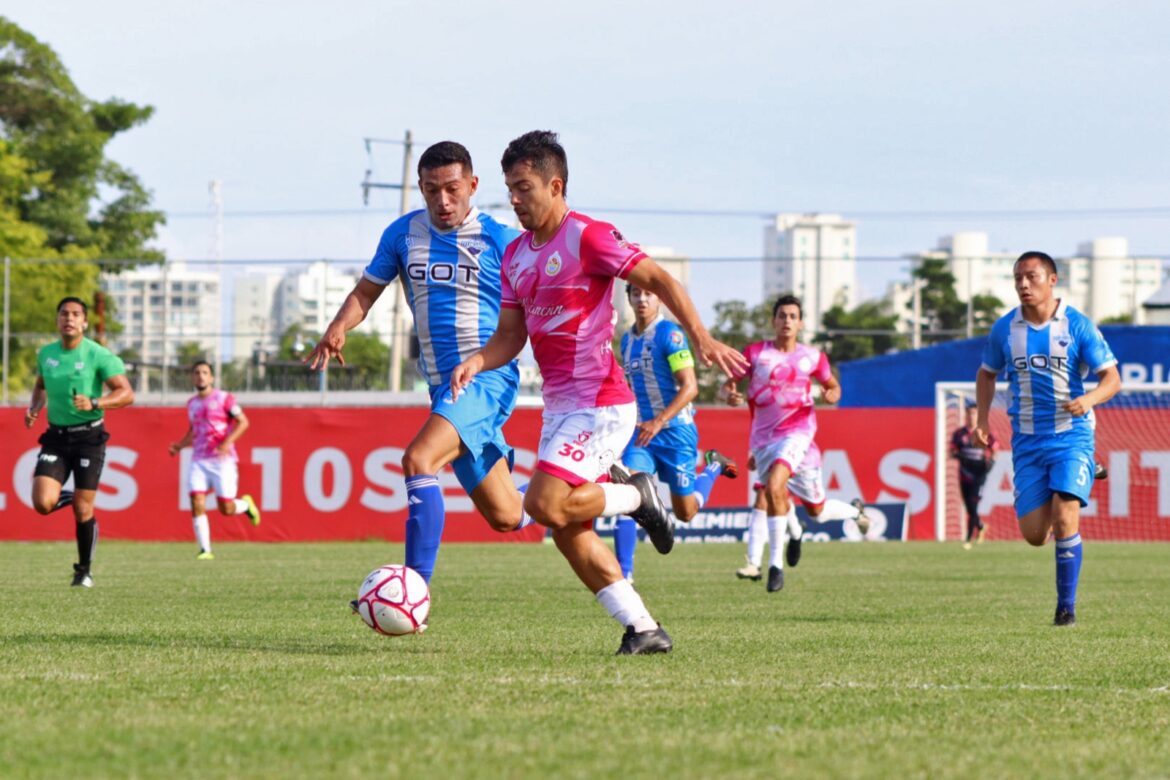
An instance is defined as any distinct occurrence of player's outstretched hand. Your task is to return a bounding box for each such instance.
[973,426,990,447]
[305,325,346,371]
[635,418,665,448]
[167,441,181,457]
[1063,396,1091,417]
[450,354,483,402]
[822,385,842,405]
[694,334,748,379]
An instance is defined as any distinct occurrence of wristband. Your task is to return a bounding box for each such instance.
[90,396,101,411]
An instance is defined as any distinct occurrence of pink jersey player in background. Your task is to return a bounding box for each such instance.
[724,294,865,593]
[168,361,260,559]
[451,131,747,655]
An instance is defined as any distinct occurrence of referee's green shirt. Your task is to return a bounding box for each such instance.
[36,338,126,427]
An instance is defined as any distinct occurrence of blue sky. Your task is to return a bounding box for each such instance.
[12,0,1170,317]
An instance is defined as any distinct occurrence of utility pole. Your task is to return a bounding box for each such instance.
[361,131,415,392]
[209,179,224,380]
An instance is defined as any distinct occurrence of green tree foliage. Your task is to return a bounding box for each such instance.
[909,258,1004,343]
[1,17,164,394]
[816,300,906,362]
[696,299,774,402]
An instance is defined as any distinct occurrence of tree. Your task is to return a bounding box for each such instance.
[909,258,1004,343]
[1,17,164,394]
[696,299,774,402]
[816,300,906,362]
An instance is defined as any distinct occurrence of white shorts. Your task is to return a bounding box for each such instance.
[537,403,636,486]
[753,433,825,508]
[188,457,239,500]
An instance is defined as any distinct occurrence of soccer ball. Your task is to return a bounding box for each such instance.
[355,565,430,636]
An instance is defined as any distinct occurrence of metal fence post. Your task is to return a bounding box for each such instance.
[2,256,9,405]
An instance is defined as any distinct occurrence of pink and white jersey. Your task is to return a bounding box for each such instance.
[501,211,644,413]
[739,340,832,452]
[187,389,242,461]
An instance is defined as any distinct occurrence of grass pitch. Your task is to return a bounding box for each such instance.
[1,540,1168,779]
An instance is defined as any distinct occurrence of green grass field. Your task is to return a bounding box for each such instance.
[2,540,1168,779]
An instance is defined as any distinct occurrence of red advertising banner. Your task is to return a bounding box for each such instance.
[1,406,938,542]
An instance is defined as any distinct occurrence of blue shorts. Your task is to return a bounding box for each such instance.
[1011,429,1095,517]
[429,363,519,494]
[621,423,699,496]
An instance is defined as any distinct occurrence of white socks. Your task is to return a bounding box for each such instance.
[786,504,802,540]
[599,483,642,516]
[193,514,211,552]
[818,498,860,522]
[767,515,787,569]
[746,508,767,566]
[596,579,657,632]
[231,498,249,515]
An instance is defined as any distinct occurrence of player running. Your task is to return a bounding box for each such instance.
[951,402,996,549]
[613,282,738,582]
[307,141,533,590]
[724,294,865,592]
[167,361,261,559]
[975,251,1120,626]
[451,131,747,654]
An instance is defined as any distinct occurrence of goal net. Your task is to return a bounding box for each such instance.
[934,381,1170,542]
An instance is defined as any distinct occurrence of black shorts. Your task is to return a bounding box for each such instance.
[34,422,110,491]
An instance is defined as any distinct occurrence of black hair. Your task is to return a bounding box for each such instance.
[191,360,213,374]
[1015,251,1057,276]
[56,296,87,315]
[418,141,473,176]
[772,293,803,319]
[501,130,569,196]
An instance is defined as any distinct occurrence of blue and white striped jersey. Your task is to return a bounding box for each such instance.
[620,316,695,429]
[981,300,1116,436]
[364,208,520,386]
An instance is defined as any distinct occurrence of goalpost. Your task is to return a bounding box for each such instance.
[934,381,1170,542]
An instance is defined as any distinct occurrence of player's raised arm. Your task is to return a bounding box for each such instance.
[974,367,998,447]
[625,258,747,379]
[306,277,385,370]
[450,307,529,400]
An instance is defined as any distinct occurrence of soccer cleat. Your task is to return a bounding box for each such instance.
[704,450,739,479]
[962,542,973,550]
[616,623,673,655]
[52,490,75,513]
[609,465,674,555]
[736,558,762,581]
[976,526,987,545]
[349,599,360,614]
[196,550,215,560]
[1094,462,1108,480]
[766,566,785,592]
[71,563,93,588]
[241,494,261,526]
[1054,607,1077,626]
[852,498,871,535]
[785,536,802,568]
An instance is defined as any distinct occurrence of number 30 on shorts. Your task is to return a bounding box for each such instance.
[557,442,586,462]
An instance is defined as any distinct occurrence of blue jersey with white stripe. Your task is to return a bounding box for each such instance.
[364,208,520,386]
[981,300,1116,436]
[620,316,695,429]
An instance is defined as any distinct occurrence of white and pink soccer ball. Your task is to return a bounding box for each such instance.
[355,565,430,636]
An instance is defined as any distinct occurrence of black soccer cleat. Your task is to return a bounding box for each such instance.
[785,536,802,568]
[1054,607,1077,627]
[616,624,673,655]
[766,566,785,593]
[349,599,360,614]
[1094,462,1108,480]
[71,563,93,588]
[53,490,75,513]
[704,449,739,479]
[609,465,674,555]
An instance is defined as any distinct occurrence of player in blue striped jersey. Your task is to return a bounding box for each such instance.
[308,141,532,588]
[975,251,1120,626]
[613,283,737,580]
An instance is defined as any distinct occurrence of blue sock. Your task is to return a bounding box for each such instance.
[614,517,638,579]
[1055,533,1083,612]
[514,483,535,530]
[692,462,723,509]
[404,475,444,583]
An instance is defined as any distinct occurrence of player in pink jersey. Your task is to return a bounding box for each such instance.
[724,295,863,592]
[451,131,747,654]
[167,361,260,559]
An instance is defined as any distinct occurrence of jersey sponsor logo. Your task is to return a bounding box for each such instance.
[406,261,480,284]
[545,252,563,276]
[75,362,85,370]
[46,358,59,368]
[1013,355,1069,372]
[39,453,58,463]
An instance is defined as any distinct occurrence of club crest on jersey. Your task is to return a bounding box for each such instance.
[610,229,629,248]
[669,330,685,347]
[1058,337,1069,347]
[75,362,85,370]
[798,356,812,373]
[545,253,563,276]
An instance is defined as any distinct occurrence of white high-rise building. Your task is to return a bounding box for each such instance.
[231,270,283,362]
[1060,238,1162,324]
[913,232,1018,307]
[763,213,857,335]
[102,262,221,365]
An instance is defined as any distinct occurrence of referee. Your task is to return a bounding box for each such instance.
[25,297,134,588]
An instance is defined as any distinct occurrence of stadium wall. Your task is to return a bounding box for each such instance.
[0,407,940,541]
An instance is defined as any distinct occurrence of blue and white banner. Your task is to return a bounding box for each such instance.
[586,503,908,543]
